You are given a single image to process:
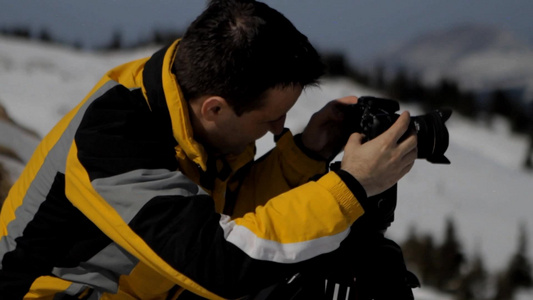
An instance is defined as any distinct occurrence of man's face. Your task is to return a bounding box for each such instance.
[209,85,303,155]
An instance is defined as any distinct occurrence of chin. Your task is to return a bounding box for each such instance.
[226,144,251,156]
[213,145,244,156]
[228,148,247,156]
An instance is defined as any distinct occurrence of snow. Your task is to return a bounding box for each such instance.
[378,24,533,99]
[1,36,533,299]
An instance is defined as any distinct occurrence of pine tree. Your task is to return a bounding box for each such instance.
[493,222,533,300]
[436,217,465,291]
[493,272,514,300]
[456,252,488,300]
[38,29,52,43]
[418,234,438,287]
[524,136,533,170]
[107,31,122,50]
[401,225,422,268]
[507,223,532,289]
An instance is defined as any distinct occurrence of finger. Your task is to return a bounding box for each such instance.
[314,98,351,122]
[335,96,358,105]
[384,111,411,143]
[328,97,359,120]
[402,145,418,163]
[399,160,416,179]
[398,131,418,155]
[347,132,365,146]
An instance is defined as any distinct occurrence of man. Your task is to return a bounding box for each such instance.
[0,0,417,299]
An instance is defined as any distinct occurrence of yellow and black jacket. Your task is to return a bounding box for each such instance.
[0,40,367,299]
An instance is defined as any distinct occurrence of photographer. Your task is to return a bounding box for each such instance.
[0,1,417,299]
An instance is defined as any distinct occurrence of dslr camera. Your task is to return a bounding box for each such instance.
[345,96,452,164]
[260,97,452,300]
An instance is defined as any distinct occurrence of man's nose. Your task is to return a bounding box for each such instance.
[269,116,286,135]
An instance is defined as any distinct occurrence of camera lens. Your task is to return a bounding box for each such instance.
[411,109,452,164]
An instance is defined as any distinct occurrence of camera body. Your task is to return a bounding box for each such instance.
[345,96,452,164]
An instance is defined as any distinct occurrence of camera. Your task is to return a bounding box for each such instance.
[345,96,452,164]
[260,97,451,300]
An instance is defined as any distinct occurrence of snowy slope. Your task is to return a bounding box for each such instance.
[377,24,533,99]
[1,36,532,299]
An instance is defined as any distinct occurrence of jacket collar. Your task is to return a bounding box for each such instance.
[143,40,209,171]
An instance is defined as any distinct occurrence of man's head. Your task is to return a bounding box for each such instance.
[174,0,324,155]
[174,0,324,115]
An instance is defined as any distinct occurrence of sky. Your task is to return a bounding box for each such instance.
[1,0,533,65]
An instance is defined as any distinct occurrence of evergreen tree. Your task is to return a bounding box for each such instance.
[372,64,386,90]
[430,78,461,110]
[493,272,514,300]
[456,252,488,300]
[401,225,422,268]
[12,27,30,38]
[38,29,52,43]
[419,234,438,287]
[107,31,122,50]
[490,89,513,118]
[525,136,533,170]
[388,68,411,100]
[436,217,465,291]
[493,222,533,300]
[323,53,348,77]
[507,223,532,288]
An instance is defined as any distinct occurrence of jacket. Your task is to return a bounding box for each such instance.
[0,40,367,299]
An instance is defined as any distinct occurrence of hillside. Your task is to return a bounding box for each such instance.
[1,36,532,299]
[376,24,533,100]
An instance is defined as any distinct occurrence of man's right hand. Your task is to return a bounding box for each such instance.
[340,111,418,197]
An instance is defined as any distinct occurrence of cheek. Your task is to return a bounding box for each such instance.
[229,122,267,144]
[250,126,270,141]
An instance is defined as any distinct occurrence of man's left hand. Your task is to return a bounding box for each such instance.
[300,96,358,160]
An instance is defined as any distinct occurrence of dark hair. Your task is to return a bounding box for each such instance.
[174,0,325,115]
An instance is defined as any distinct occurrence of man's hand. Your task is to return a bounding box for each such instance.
[300,96,358,160]
[341,111,417,197]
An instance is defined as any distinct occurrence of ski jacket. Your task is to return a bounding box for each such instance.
[0,40,367,299]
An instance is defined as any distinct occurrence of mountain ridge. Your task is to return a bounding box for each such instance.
[376,24,533,100]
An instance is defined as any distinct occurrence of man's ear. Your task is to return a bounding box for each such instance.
[200,96,229,122]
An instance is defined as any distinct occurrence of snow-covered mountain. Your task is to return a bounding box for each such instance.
[376,24,533,100]
[1,36,532,299]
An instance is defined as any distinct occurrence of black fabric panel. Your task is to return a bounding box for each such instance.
[128,195,300,299]
[0,173,111,298]
[75,87,178,181]
[143,44,173,114]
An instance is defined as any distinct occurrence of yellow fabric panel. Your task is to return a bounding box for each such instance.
[234,172,364,244]
[231,132,327,218]
[161,40,208,171]
[105,57,149,90]
[23,276,72,300]
[102,262,175,300]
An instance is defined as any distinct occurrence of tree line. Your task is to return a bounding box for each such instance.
[401,218,532,300]
[0,26,182,51]
[322,53,533,171]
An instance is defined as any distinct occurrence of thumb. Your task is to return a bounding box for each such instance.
[348,132,365,146]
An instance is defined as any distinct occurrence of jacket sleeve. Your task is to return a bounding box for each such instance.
[231,130,332,217]
[64,86,367,299]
